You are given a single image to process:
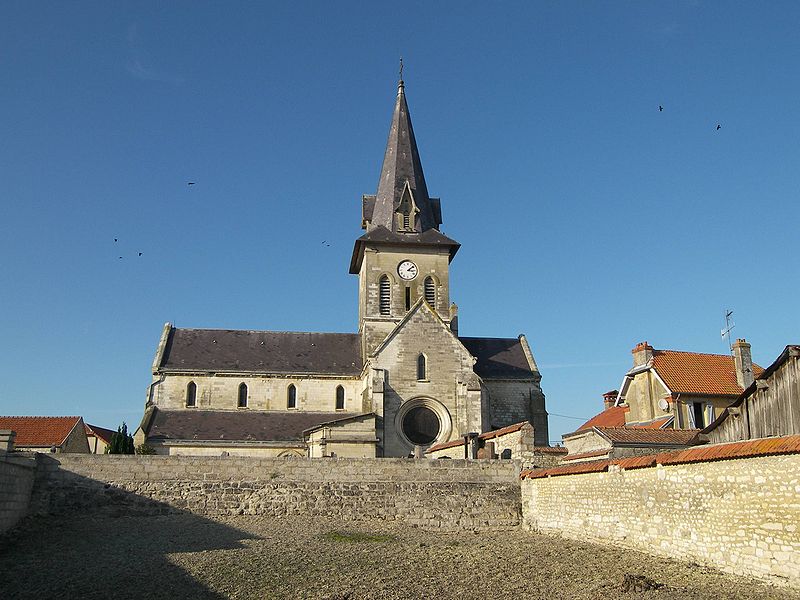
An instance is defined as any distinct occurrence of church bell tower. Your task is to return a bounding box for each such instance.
[349,78,461,358]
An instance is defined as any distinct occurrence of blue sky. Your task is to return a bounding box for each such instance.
[2,2,799,442]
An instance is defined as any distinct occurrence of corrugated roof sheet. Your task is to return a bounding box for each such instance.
[652,349,764,396]
[521,434,800,479]
[0,416,82,447]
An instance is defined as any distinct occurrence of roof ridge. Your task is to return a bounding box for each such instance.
[655,348,734,358]
[0,415,81,420]
[173,328,358,336]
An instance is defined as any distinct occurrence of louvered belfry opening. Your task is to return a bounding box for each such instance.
[424,276,435,307]
[379,275,391,315]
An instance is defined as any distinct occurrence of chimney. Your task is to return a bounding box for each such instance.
[632,341,654,367]
[603,390,619,410]
[732,338,754,389]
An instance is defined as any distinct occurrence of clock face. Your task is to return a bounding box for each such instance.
[398,260,418,280]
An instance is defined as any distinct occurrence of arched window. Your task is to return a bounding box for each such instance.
[186,381,197,407]
[417,353,427,381]
[424,276,436,307]
[335,385,345,410]
[237,383,248,408]
[287,384,297,409]
[379,275,391,316]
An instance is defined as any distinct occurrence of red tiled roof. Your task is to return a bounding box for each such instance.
[632,416,673,429]
[479,422,526,440]
[652,350,763,396]
[521,434,800,479]
[426,438,466,453]
[561,449,610,462]
[0,416,82,447]
[85,424,117,444]
[577,405,628,431]
[597,427,700,446]
[426,421,566,454]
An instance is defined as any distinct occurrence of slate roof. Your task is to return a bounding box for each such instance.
[651,349,764,396]
[0,416,83,447]
[85,424,117,444]
[369,79,439,234]
[158,329,362,375]
[144,408,355,443]
[349,226,460,273]
[459,337,537,379]
[157,327,535,381]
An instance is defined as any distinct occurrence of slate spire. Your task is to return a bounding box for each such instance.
[369,77,438,233]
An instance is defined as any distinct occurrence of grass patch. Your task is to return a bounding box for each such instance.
[322,531,398,544]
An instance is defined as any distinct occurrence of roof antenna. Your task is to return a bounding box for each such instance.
[721,309,735,351]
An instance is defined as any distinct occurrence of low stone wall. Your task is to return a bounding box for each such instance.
[30,455,522,530]
[522,453,800,587]
[0,453,37,534]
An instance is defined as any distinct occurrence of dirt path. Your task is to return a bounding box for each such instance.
[1,514,797,599]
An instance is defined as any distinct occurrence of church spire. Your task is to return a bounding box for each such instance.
[369,74,439,233]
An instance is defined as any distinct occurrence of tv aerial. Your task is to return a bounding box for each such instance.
[721,309,735,351]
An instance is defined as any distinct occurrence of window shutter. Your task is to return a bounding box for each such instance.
[686,402,696,428]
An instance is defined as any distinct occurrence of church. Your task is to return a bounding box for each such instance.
[135,77,549,458]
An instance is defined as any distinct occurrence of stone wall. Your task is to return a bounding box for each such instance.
[522,453,800,587]
[0,453,36,534]
[30,455,522,530]
[154,373,363,413]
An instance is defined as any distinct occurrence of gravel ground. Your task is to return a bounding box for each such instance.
[1,513,797,600]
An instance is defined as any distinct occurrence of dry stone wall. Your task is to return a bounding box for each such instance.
[0,453,36,534]
[30,455,522,530]
[522,453,800,587]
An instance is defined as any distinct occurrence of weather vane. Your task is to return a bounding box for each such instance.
[399,57,404,81]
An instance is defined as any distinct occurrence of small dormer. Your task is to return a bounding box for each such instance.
[395,181,419,232]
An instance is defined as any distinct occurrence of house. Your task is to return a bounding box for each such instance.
[616,339,763,430]
[0,416,89,454]
[84,424,118,454]
[704,345,800,443]
[560,390,699,462]
[134,76,550,457]
[561,426,701,463]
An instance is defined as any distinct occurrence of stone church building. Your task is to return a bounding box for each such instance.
[135,78,548,458]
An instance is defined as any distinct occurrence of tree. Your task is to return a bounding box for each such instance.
[106,422,135,455]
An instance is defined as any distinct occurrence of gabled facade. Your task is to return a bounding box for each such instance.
[136,77,549,457]
[616,340,763,430]
[0,416,89,454]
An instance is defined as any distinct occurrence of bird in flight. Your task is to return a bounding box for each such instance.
[716,124,721,130]
[659,105,663,112]
[138,252,143,257]
[114,238,118,242]
[187,182,195,186]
